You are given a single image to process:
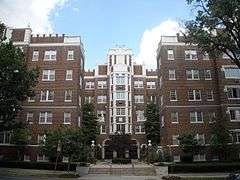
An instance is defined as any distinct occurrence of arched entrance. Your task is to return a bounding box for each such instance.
[102,135,140,159]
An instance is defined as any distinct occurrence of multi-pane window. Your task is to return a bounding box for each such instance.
[193,154,206,161]
[116,108,125,115]
[32,50,39,61]
[37,154,48,162]
[204,70,212,80]
[40,90,54,102]
[186,70,199,80]
[64,90,72,102]
[172,135,179,145]
[97,111,106,121]
[26,112,34,124]
[63,112,71,124]
[188,90,201,101]
[195,134,205,145]
[167,49,174,60]
[116,75,125,84]
[229,108,240,121]
[190,112,203,123]
[185,50,197,60]
[66,70,73,80]
[100,125,106,134]
[170,90,177,101]
[98,81,107,89]
[85,81,94,89]
[207,90,214,101]
[134,80,144,88]
[227,87,240,99]
[208,112,216,123]
[24,155,30,162]
[147,82,156,89]
[169,70,176,80]
[28,96,35,102]
[148,96,156,103]
[134,95,144,103]
[0,131,11,144]
[39,112,52,124]
[85,96,92,103]
[135,124,145,134]
[223,66,240,79]
[44,50,56,61]
[42,70,55,81]
[67,50,74,60]
[97,96,107,103]
[116,92,125,100]
[37,134,46,144]
[136,110,145,121]
[171,112,179,123]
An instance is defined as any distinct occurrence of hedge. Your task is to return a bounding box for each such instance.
[112,158,131,164]
[168,162,240,173]
[0,161,88,171]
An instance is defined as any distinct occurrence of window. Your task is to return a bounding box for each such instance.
[66,70,73,80]
[207,90,214,101]
[136,110,145,121]
[223,66,240,79]
[24,155,30,162]
[208,112,216,123]
[227,87,240,99]
[173,155,180,162]
[32,51,39,61]
[100,125,106,134]
[161,116,165,128]
[160,95,163,106]
[147,82,156,89]
[116,108,125,115]
[229,108,240,121]
[202,52,209,60]
[134,80,143,88]
[193,154,206,162]
[170,90,177,101]
[188,90,201,101]
[37,154,48,162]
[185,50,197,60]
[37,134,46,144]
[195,134,205,145]
[85,96,92,103]
[159,76,162,88]
[62,157,69,163]
[171,112,178,123]
[26,112,34,124]
[97,111,106,121]
[42,70,55,81]
[116,92,125,100]
[135,124,145,134]
[67,50,74,60]
[186,70,199,80]
[134,95,144,103]
[169,70,176,80]
[40,90,54,102]
[0,131,11,144]
[64,90,72,102]
[190,112,203,123]
[98,81,107,89]
[85,81,94,89]
[44,50,56,61]
[116,75,125,84]
[148,96,156,103]
[63,112,71,124]
[167,49,174,60]
[28,96,35,102]
[97,96,107,103]
[204,70,212,80]
[39,112,52,124]
[172,135,179,145]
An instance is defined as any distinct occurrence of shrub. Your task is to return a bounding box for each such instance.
[112,158,131,164]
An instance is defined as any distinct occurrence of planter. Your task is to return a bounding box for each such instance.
[76,163,90,176]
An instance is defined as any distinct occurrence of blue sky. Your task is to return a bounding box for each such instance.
[0,0,193,68]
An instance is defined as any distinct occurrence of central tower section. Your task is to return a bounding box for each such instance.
[107,47,133,134]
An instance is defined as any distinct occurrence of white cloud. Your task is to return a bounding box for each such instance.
[0,0,69,33]
[72,7,80,12]
[136,19,182,68]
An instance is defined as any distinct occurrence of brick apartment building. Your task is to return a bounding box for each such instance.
[84,46,157,159]
[0,27,85,161]
[157,36,240,162]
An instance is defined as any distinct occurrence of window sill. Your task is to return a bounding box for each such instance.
[228,98,240,100]
[230,120,240,122]
[171,122,179,124]
[135,132,145,134]
[185,59,198,61]
[39,122,52,125]
[40,100,54,102]
[190,122,204,124]
[43,59,56,61]
[63,123,71,125]
[32,59,38,61]
[67,59,74,61]
[28,100,35,102]
[64,100,72,102]
[66,79,73,81]
[187,79,200,80]
[169,79,176,81]
[170,100,178,102]
[207,99,214,101]
[188,100,202,102]
[205,79,212,80]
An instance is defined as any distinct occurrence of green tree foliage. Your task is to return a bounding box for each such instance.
[81,103,98,145]
[145,103,160,145]
[184,0,240,68]
[178,133,200,154]
[209,117,230,160]
[0,22,39,131]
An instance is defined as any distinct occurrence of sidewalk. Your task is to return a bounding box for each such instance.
[169,172,229,178]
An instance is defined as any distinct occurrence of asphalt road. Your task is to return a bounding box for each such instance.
[0,176,77,180]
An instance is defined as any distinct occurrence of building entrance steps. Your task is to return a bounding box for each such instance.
[88,160,157,176]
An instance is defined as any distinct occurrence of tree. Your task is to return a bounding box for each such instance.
[81,103,98,145]
[0,22,39,131]
[145,102,160,145]
[178,133,202,162]
[209,117,230,160]
[184,0,240,68]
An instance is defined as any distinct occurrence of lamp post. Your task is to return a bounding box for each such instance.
[147,140,152,164]
[55,140,61,170]
[91,140,96,164]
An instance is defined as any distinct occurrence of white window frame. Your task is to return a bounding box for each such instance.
[172,135,179,146]
[100,124,106,134]
[0,131,12,144]
[116,91,126,100]
[98,81,107,89]
[24,155,31,162]
[204,70,212,80]
[63,112,71,124]
[32,50,39,61]
[188,90,202,101]
[136,110,145,121]
[228,107,240,122]
[134,80,144,88]
[37,154,48,162]
[42,70,55,81]
[170,90,177,101]
[169,69,176,80]
[193,154,206,162]
[171,112,179,124]
[116,108,126,116]
[66,70,73,80]
[67,50,74,60]
[226,86,240,100]
[222,65,240,79]
[85,81,95,89]
[39,112,52,124]
[28,96,35,102]
[195,134,205,145]
[40,90,54,102]
[147,81,156,89]
[97,111,106,122]
[97,96,107,104]
[207,90,214,101]
[134,95,144,103]
[37,134,46,144]
[64,90,72,102]
[186,70,200,80]
[167,49,174,60]
[116,75,125,85]
[190,112,203,123]
[44,50,56,61]
[135,124,145,134]
[185,50,198,60]
[202,52,209,60]
[26,112,34,124]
